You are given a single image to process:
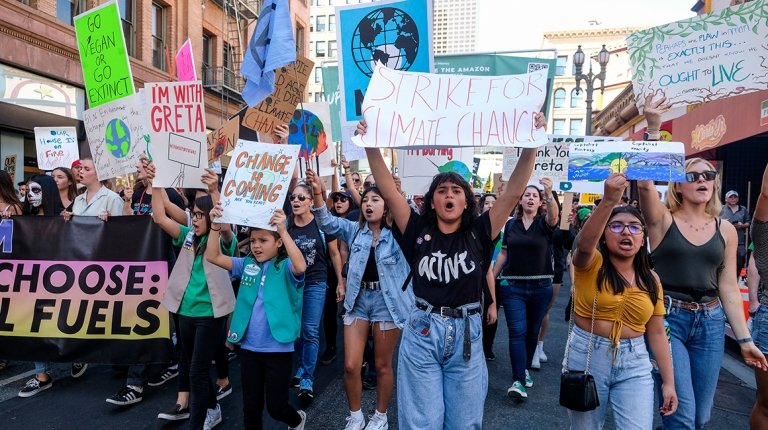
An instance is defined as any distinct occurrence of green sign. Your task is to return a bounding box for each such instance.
[74,0,135,107]
[321,65,342,142]
[434,54,557,112]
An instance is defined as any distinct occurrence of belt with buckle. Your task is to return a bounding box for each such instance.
[664,296,719,312]
[361,281,380,291]
[415,301,481,318]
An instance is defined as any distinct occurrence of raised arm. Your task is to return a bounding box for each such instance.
[145,159,182,239]
[755,163,768,222]
[572,173,627,269]
[540,177,559,228]
[272,209,306,276]
[205,203,233,271]
[341,155,362,207]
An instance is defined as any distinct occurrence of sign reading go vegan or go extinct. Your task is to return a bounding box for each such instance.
[34,127,80,171]
[627,1,768,110]
[217,141,300,230]
[83,93,146,181]
[352,65,549,149]
[74,0,135,108]
[145,81,208,189]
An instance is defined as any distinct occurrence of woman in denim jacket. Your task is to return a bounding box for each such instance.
[307,169,413,430]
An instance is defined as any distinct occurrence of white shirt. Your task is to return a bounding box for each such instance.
[72,185,124,216]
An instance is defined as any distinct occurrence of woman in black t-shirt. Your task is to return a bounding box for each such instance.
[357,113,546,429]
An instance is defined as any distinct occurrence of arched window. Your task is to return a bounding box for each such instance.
[570,88,584,108]
[553,88,566,108]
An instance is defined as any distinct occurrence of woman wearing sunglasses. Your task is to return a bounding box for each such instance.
[568,172,677,428]
[638,95,767,429]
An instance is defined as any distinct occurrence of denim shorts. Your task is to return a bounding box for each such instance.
[343,288,397,331]
[753,304,768,354]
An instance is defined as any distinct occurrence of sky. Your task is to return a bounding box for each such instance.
[476,0,698,52]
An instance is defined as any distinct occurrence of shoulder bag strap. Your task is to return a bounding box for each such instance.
[563,284,598,374]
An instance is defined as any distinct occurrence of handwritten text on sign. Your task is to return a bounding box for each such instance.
[568,141,686,182]
[352,65,548,149]
[34,127,79,171]
[217,141,300,230]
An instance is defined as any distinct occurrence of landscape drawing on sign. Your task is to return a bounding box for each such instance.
[568,141,685,182]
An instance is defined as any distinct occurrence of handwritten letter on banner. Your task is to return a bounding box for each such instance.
[397,147,474,195]
[568,141,686,182]
[627,1,768,109]
[145,81,208,189]
[34,127,79,171]
[217,141,300,230]
[352,65,548,149]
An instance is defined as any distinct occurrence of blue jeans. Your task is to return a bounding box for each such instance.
[498,278,553,383]
[564,325,655,429]
[397,302,487,429]
[294,281,327,384]
[654,301,725,429]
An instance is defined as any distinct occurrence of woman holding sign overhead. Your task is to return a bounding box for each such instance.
[356,113,546,429]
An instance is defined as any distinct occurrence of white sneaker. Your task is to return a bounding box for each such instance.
[203,404,222,430]
[365,413,389,430]
[289,410,306,430]
[344,415,366,430]
[539,348,548,363]
[531,349,541,369]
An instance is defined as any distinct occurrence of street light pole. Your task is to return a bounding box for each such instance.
[573,44,610,135]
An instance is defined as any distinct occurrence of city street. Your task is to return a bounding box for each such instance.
[0,278,756,429]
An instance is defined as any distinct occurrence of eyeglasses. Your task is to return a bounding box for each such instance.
[606,222,644,235]
[28,186,42,194]
[333,195,349,203]
[191,211,205,220]
[290,194,309,202]
[685,170,717,182]
[353,178,361,184]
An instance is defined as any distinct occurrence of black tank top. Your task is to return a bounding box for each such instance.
[650,217,725,302]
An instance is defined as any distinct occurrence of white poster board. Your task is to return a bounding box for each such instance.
[34,127,79,170]
[396,147,474,195]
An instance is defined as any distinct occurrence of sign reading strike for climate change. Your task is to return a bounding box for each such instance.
[627,0,768,110]
[352,65,548,149]
[83,93,146,180]
[337,0,434,123]
[74,0,135,107]
[176,39,197,82]
[397,147,474,195]
[0,216,173,364]
[145,81,208,189]
[217,141,300,230]
[241,56,314,136]
[206,117,240,164]
[568,140,686,182]
[33,127,80,171]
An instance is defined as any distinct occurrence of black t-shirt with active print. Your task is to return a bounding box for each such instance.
[131,185,185,216]
[395,209,494,308]
[289,218,337,284]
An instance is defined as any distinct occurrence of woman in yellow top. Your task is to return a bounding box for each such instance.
[567,173,677,429]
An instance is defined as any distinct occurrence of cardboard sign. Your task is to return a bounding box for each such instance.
[34,127,79,170]
[207,117,240,163]
[396,147,474,195]
[176,39,197,82]
[83,93,146,180]
[579,193,601,206]
[74,0,135,107]
[145,81,208,188]
[568,141,686,182]
[217,140,300,229]
[559,192,574,230]
[241,56,314,136]
[352,65,548,149]
[3,155,17,183]
[627,1,768,110]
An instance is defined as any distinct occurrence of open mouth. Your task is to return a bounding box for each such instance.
[618,239,633,249]
[292,203,301,210]
[365,208,374,215]
[696,186,708,192]
[445,202,455,210]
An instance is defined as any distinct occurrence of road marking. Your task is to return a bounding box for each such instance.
[0,369,36,388]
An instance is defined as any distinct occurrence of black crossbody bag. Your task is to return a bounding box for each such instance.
[560,286,599,412]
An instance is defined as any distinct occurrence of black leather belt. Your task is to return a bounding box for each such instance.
[416,301,481,318]
[361,281,380,291]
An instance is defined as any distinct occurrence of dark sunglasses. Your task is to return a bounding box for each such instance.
[191,211,205,220]
[364,182,375,189]
[353,178,362,183]
[290,194,309,202]
[685,170,717,182]
[333,195,349,203]
[606,222,644,235]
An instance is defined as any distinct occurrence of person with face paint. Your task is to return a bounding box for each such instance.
[307,169,413,430]
[52,167,77,212]
[24,175,62,216]
[639,95,768,429]
[356,114,546,429]
[66,158,124,221]
[0,171,22,217]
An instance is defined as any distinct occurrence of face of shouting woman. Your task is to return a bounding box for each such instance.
[361,191,386,224]
[290,185,312,217]
[78,159,99,187]
[519,186,541,215]
[431,180,467,224]
[679,161,717,206]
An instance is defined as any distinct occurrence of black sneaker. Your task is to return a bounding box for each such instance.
[71,363,88,378]
[106,385,143,406]
[290,376,301,388]
[158,404,190,421]
[216,383,232,401]
[298,379,314,406]
[319,347,337,365]
[18,376,52,398]
[147,364,179,387]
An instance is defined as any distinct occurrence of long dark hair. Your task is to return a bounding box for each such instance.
[513,185,545,219]
[358,186,392,229]
[0,170,22,214]
[596,206,659,303]
[26,175,63,216]
[421,172,476,232]
[193,194,214,254]
[52,167,78,204]
[477,193,496,215]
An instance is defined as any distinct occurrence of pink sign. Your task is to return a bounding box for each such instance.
[175,39,197,82]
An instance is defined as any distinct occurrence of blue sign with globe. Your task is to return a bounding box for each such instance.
[338,0,432,122]
[105,118,131,159]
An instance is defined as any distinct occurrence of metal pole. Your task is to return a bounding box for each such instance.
[584,81,594,136]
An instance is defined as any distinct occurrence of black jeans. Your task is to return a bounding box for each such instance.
[178,315,225,429]
[482,280,500,355]
[239,349,301,429]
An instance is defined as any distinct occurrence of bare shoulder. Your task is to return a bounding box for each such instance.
[719,218,738,241]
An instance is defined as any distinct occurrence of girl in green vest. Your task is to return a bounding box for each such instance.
[206,207,308,430]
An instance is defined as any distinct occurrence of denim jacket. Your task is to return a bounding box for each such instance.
[313,206,414,328]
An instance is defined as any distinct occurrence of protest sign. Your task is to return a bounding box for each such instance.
[74,0,135,107]
[83,93,146,180]
[241,56,314,135]
[176,39,197,82]
[207,117,240,164]
[321,65,342,142]
[217,141,300,229]
[336,0,434,123]
[568,140,686,182]
[145,81,208,188]
[3,155,17,183]
[579,193,602,205]
[627,0,768,110]
[353,65,548,149]
[397,147,474,195]
[341,123,367,161]
[559,192,574,230]
[288,102,331,159]
[34,127,79,170]
[0,216,173,364]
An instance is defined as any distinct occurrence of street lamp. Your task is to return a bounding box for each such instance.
[573,44,610,135]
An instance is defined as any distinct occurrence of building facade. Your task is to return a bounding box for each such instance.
[433,0,476,54]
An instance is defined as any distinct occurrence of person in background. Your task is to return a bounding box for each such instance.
[51,167,77,212]
[478,193,501,361]
[0,171,23,217]
[70,159,85,192]
[720,190,750,273]
[17,181,27,204]
[66,158,123,220]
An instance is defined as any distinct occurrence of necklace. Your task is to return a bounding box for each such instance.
[681,216,714,232]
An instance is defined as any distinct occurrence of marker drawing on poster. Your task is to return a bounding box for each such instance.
[397,147,474,194]
[217,141,300,230]
[207,117,239,164]
[287,102,335,177]
[34,127,80,170]
[568,141,685,182]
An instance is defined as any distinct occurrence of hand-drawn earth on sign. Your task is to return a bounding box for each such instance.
[106,118,131,158]
[352,7,419,77]
[288,109,328,159]
[429,160,472,183]
[569,151,685,181]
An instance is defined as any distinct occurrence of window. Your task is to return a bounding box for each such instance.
[151,3,166,70]
[328,40,337,58]
[202,34,213,84]
[553,89,566,108]
[317,0,325,5]
[553,119,566,135]
[329,15,336,32]
[223,42,232,70]
[569,119,584,135]
[316,16,326,32]
[570,89,583,108]
[314,67,322,83]
[315,41,326,58]
[118,0,136,56]
[57,0,85,25]
[556,55,567,76]
[295,24,305,55]
[314,92,322,102]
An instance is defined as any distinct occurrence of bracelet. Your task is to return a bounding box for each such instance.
[210,227,221,231]
[736,337,753,344]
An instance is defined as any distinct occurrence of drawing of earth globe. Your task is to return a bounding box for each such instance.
[351,7,419,77]
[105,118,131,158]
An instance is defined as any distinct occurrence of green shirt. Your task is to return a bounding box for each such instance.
[173,224,236,317]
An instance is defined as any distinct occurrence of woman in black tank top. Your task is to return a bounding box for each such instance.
[638,95,766,429]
